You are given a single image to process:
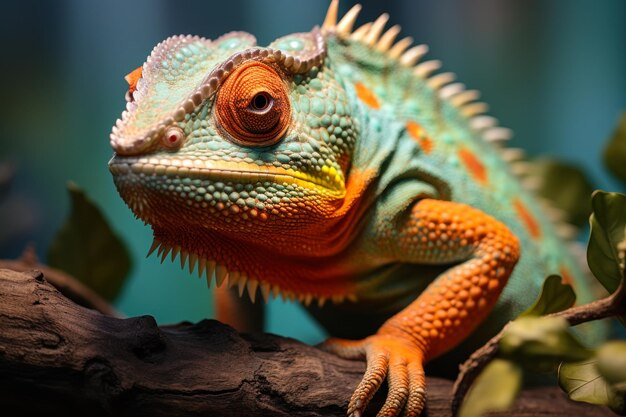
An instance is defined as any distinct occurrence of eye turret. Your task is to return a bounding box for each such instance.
[216,61,291,147]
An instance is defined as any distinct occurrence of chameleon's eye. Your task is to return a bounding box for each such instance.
[250,92,272,111]
[216,61,290,147]
[161,126,185,149]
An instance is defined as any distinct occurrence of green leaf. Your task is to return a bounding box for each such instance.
[459,359,522,417]
[520,275,576,317]
[500,316,593,372]
[559,359,625,414]
[48,183,132,301]
[587,190,626,294]
[603,112,626,186]
[530,158,595,228]
[597,341,626,392]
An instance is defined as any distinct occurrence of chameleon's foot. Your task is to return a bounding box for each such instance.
[321,335,426,417]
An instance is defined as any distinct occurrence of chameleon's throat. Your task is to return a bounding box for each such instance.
[147,236,359,307]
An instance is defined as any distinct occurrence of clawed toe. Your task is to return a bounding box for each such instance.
[400,362,426,417]
[376,358,409,416]
[348,350,389,415]
[323,335,428,417]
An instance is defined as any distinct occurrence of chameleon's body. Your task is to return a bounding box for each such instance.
[109,2,600,415]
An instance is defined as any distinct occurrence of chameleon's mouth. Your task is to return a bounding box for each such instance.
[109,154,346,195]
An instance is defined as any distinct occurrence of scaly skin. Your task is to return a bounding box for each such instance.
[108,2,602,416]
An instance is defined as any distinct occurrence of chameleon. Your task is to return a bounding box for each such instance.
[108,1,603,416]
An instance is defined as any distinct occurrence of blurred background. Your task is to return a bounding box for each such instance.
[1,0,624,344]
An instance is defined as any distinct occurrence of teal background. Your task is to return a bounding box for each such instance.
[1,1,624,344]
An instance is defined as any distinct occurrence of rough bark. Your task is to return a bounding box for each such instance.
[0,268,614,417]
[0,246,120,317]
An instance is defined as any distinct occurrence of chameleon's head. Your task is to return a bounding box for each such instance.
[109,24,362,296]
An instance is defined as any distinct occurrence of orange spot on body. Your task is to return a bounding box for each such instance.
[407,120,423,138]
[420,137,434,154]
[514,198,541,238]
[124,66,143,94]
[560,267,574,286]
[458,148,487,184]
[355,82,380,109]
[406,121,434,154]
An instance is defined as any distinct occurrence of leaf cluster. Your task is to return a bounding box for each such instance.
[460,191,626,417]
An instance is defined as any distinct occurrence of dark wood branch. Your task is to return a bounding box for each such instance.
[0,245,120,317]
[0,268,613,417]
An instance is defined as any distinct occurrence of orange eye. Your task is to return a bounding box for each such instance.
[216,61,290,147]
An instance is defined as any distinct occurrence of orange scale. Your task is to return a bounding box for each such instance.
[560,267,574,286]
[354,82,381,109]
[458,148,488,184]
[513,198,541,238]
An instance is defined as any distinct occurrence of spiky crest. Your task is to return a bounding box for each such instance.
[321,0,578,242]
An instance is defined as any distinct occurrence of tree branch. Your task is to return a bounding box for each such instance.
[0,245,120,317]
[0,268,614,416]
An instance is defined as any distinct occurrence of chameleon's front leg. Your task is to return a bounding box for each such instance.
[322,199,520,417]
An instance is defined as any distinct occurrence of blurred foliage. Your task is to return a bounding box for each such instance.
[500,316,593,372]
[604,113,626,186]
[587,191,626,295]
[519,275,576,317]
[458,359,522,417]
[597,341,626,392]
[530,158,595,228]
[462,189,626,415]
[47,183,131,301]
[559,358,625,415]
[558,194,626,412]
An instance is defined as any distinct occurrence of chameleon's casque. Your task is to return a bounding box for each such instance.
[108,2,602,416]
